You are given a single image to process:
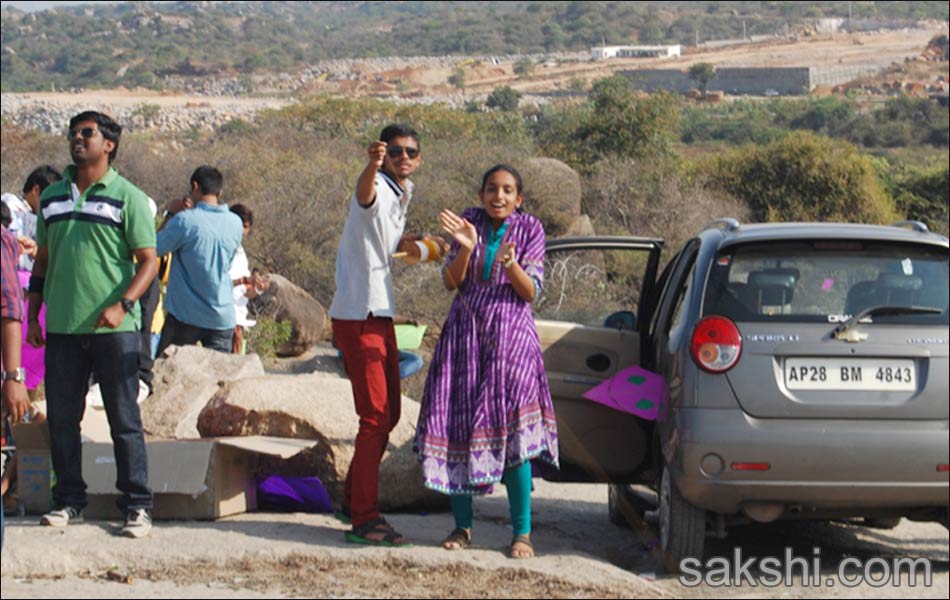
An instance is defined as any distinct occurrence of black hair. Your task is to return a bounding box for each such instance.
[69,111,122,164]
[190,165,224,197]
[23,165,63,195]
[480,164,524,195]
[0,201,11,228]
[230,203,253,226]
[379,124,419,146]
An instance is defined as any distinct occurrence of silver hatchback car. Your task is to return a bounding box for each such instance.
[536,220,949,571]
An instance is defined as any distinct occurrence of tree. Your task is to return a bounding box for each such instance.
[688,62,716,100]
[513,58,535,79]
[532,75,682,168]
[447,67,466,90]
[486,86,522,112]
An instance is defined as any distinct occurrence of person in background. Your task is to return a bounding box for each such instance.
[2,219,31,550]
[155,166,243,356]
[228,203,269,354]
[1,165,63,273]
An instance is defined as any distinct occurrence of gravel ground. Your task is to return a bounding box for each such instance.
[2,480,946,599]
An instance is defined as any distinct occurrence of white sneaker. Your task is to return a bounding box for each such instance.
[137,380,150,404]
[40,506,84,527]
[120,509,152,538]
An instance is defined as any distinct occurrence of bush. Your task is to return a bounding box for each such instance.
[847,97,949,148]
[486,86,522,112]
[706,131,899,224]
[879,160,950,236]
[513,58,535,78]
[246,317,293,359]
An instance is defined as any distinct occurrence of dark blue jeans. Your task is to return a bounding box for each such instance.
[156,312,234,356]
[45,332,152,513]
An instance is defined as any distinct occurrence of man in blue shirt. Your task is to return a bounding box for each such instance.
[156,166,243,354]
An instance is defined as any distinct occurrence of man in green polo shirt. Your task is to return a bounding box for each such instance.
[26,111,158,538]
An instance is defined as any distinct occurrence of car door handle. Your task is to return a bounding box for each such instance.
[563,375,602,385]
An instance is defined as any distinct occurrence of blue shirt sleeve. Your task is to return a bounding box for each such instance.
[156,214,187,256]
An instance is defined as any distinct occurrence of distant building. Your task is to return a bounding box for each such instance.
[591,45,682,60]
[813,18,846,33]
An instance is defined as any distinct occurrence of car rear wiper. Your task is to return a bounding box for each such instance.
[833,305,943,342]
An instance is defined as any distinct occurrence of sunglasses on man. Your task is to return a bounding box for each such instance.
[386,145,420,159]
[66,127,100,141]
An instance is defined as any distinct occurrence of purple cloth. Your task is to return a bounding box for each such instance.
[256,475,333,513]
[414,208,559,495]
[18,269,45,389]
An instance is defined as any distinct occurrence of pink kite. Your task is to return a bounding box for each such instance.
[582,365,668,421]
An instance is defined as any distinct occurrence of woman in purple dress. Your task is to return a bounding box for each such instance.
[414,164,558,559]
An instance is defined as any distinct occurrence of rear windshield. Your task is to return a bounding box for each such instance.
[702,241,949,325]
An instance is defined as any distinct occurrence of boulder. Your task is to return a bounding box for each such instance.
[565,214,596,237]
[250,274,331,357]
[196,372,446,512]
[520,157,582,237]
[141,345,266,439]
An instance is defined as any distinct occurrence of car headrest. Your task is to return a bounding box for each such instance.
[748,268,799,290]
[876,272,923,291]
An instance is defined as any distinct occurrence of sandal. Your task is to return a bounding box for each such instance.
[333,506,351,525]
[509,534,534,559]
[345,518,412,547]
[440,527,471,551]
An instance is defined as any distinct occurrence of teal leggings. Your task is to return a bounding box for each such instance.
[450,462,532,536]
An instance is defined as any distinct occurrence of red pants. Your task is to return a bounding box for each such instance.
[332,317,401,527]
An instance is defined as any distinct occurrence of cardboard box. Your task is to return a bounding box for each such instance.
[11,421,52,515]
[83,437,316,520]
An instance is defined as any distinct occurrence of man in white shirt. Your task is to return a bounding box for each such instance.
[1,165,63,271]
[329,124,431,547]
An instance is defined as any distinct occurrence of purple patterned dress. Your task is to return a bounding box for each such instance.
[414,207,559,495]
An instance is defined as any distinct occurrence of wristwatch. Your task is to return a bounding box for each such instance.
[120,298,135,313]
[1,367,27,384]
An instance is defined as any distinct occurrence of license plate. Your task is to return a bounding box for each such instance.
[784,358,916,391]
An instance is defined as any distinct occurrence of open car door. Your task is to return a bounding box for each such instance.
[536,236,664,483]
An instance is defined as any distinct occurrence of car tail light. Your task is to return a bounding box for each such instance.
[691,316,742,373]
[939,464,950,472]
[732,462,771,471]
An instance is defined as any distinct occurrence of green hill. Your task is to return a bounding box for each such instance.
[2,0,947,92]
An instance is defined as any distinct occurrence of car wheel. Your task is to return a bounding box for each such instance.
[658,462,706,572]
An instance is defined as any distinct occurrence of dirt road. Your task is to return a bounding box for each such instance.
[2,480,946,598]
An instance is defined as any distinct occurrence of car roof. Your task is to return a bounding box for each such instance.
[706,221,949,251]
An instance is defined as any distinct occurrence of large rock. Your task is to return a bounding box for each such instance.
[565,213,596,237]
[196,372,445,512]
[520,157,582,237]
[141,345,265,439]
[250,273,330,357]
